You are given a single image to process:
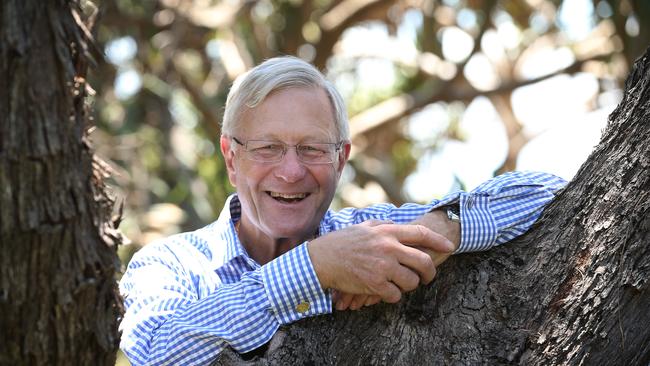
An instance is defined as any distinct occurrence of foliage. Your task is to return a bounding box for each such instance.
[88,0,648,265]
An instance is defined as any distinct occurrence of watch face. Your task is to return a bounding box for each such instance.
[449,204,460,216]
[446,205,461,223]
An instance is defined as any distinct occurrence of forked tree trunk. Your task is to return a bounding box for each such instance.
[0,1,121,365]
[216,48,650,366]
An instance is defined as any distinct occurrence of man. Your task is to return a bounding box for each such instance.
[119,56,566,365]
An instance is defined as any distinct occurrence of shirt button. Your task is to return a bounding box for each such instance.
[296,301,311,313]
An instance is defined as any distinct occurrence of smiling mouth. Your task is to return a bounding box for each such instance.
[267,191,310,203]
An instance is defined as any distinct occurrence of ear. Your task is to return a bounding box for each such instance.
[220,135,237,187]
[335,141,351,176]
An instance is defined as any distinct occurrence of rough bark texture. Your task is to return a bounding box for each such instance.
[0,1,121,365]
[215,49,650,365]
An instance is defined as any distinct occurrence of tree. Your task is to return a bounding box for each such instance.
[214,47,650,365]
[0,1,121,364]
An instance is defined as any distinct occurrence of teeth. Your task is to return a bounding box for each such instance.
[269,192,307,199]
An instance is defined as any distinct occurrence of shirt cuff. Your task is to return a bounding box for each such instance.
[261,242,332,325]
[430,192,498,254]
[456,192,498,253]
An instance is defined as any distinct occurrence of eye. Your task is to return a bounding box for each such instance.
[249,142,284,157]
[299,144,328,156]
[253,143,282,151]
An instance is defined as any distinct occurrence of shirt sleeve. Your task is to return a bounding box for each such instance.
[432,170,567,253]
[119,241,331,366]
[325,170,566,254]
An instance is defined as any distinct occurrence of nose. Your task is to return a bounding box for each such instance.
[274,147,307,183]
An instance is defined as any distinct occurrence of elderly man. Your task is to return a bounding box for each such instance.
[119,56,566,365]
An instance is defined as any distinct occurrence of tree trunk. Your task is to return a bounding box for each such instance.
[0,1,121,365]
[215,49,650,365]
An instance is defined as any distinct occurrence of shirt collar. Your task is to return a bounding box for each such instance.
[210,194,250,268]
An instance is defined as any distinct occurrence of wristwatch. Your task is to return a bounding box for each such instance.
[443,204,461,223]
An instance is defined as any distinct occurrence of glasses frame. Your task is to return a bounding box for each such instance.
[231,136,345,164]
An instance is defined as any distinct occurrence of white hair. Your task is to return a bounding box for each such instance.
[221,56,349,141]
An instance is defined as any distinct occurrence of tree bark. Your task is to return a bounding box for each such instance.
[0,1,121,365]
[215,48,650,365]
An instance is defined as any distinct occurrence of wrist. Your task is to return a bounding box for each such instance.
[443,204,461,223]
[307,239,331,290]
[419,209,461,251]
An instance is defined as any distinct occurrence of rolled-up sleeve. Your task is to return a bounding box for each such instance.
[433,171,567,253]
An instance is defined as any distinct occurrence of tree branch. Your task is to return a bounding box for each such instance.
[349,53,616,140]
[169,59,223,140]
[314,0,395,68]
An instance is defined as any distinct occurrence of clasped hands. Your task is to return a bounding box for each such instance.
[308,212,459,312]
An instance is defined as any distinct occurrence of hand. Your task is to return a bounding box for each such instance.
[308,220,455,304]
[332,210,461,311]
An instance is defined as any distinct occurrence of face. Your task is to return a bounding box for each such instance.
[220,87,351,243]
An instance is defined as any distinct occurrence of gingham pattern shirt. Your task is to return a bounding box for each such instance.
[119,171,566,365]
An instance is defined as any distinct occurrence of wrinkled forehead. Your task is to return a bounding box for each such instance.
[236,86,340,141]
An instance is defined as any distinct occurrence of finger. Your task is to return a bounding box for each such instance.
[390,265,420,293]
[331,289,341,303]
[364,295,381,307]
[385,224,455,252]
[361,219,394,227]
[420,248,453,267]
[393,245,436,284]
[378,282,402,303]
[336,292,355,311]
[350,295,368,310]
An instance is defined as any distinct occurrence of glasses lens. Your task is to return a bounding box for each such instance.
[239,140,339,164]
[246,141,285,162]
[297,144,335,163]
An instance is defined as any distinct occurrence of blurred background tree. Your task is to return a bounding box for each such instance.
[90,0,647,275]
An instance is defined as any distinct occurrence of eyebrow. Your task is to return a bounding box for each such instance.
[247,135,336,143]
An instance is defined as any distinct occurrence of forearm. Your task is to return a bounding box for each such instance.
[457,171,566,252]
[123,274,276,365]
[407,172,565,285]
[121,243,331,365]
[323,171,566,311]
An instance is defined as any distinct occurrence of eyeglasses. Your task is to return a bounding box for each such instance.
[231,137,344,164]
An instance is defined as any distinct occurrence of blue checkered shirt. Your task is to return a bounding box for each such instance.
[119,171,566,365]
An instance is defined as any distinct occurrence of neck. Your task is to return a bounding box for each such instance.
[236,218,315,265]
